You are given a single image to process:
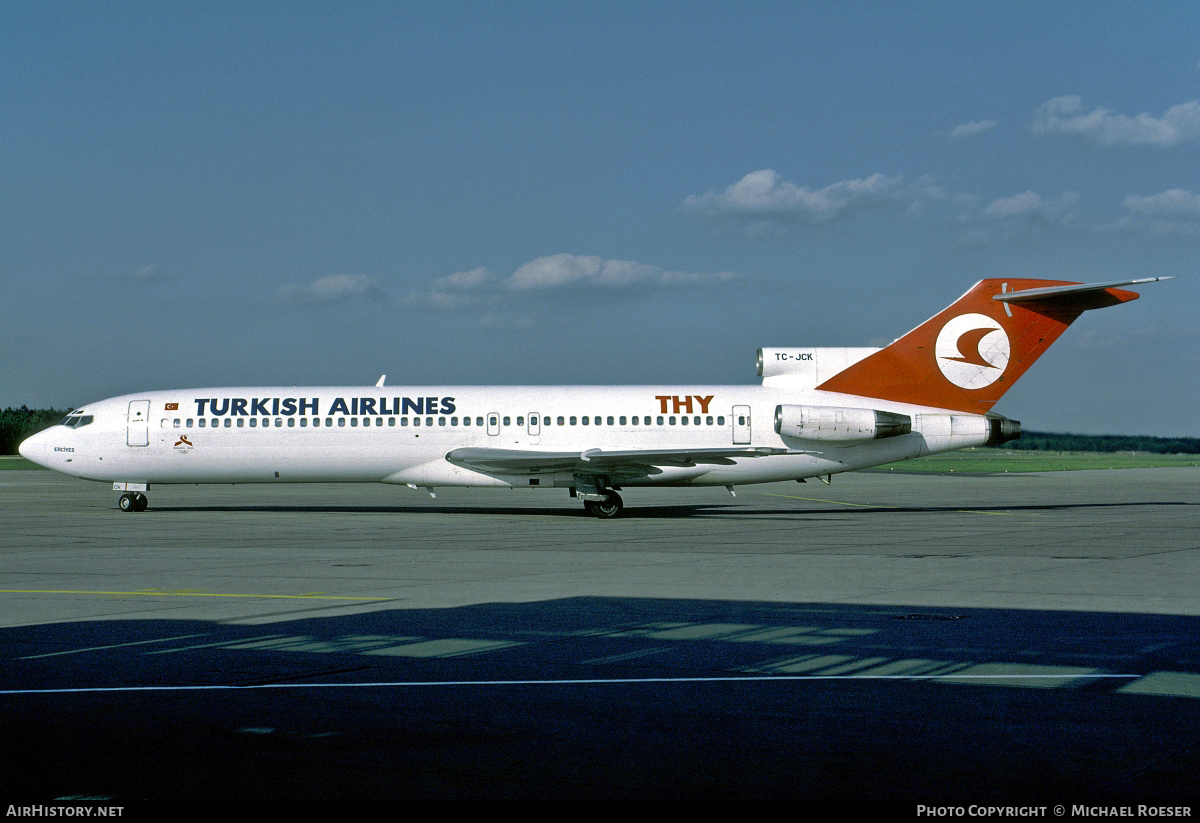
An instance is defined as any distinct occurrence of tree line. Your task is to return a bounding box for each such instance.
[1,407,69,455]
[2,407,1197,455]
[1008,431,1200,455]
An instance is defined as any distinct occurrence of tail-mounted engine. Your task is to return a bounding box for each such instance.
[775,404,912,442]
[985,412,1022,446]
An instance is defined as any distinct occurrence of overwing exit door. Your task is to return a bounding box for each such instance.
[732,405,751,445]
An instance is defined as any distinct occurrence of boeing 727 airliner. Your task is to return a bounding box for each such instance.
[19,277,1167,516]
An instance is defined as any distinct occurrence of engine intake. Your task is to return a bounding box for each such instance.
[774,404,912,442]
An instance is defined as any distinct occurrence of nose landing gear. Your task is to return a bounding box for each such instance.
[118,492,148,512]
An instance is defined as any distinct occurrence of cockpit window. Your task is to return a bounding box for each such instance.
[59,414,94,429]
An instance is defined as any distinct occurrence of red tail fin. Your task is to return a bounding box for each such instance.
[816,278,1146,412]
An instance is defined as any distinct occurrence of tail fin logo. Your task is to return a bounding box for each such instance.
[935,313,1009,389]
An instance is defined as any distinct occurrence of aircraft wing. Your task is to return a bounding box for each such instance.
[444,445,805,474]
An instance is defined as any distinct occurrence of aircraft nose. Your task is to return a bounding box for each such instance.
[18,430,47,465]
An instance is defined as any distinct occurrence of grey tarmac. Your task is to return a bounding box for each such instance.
[1,468,1198,804]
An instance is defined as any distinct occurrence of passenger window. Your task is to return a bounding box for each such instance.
[401,418,409,427]
[451,417,458,426]
[287,418,295,427]
[199,419,206,428]
[414,417,421,426]
[338,418,346,427]
[607,416,614,425]
[558,416,565,425]
[249,418,257,428]
[706,416,713,425]
[173,419,180,428]
[351,418,358,427]
[363,418,371,427]
[326,418,333,427]
[570,416,577,425]
[438,417,446,426]
[619,416,626,425]
[516,416,524,426]
[681,416,688,425]
[186,419,194,428]
[502,416,510,426]
[670,416,676,425]
[388,418,395,426]
[581,416,589,426]
[377,417,383,427]
[426,417,434,426]
[477,417,484,426]
[656,416,663,425]
[718,416,725,425]
[300,418,307,427]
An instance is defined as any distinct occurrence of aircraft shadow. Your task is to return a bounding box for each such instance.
[2,597,1199,802]
[141,499,1197,519]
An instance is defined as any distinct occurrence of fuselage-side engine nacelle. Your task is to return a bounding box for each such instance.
[774,404,912,442]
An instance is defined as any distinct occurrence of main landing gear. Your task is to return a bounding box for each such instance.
[573,474,624,518]
[119,492,148,512]
[582,491,623,519]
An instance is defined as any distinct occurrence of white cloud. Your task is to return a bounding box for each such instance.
[402,267,497,310]
[274,274,385,305]
[433,266,496,291]
[950,119,997,139]
[402,254,739,321]
[129,264,169,282]
[1123,188,1200,218]
[982,191,1044,219]
[683,169,907,226]
[1032,95,1200,147]
[507,254,737,290]
[968,190,1079,224]
[1116,188,1200,235]
[953,191,1080,243]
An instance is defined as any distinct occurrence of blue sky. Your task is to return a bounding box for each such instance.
[2,2,1197,435]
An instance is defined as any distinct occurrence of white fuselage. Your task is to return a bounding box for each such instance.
[20,383,994,490]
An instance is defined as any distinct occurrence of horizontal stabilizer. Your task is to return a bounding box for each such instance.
[995,277,1171,311]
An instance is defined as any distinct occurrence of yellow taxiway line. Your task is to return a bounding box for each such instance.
[0,589,389,601]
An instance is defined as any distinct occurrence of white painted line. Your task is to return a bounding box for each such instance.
[17,633,209,660]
